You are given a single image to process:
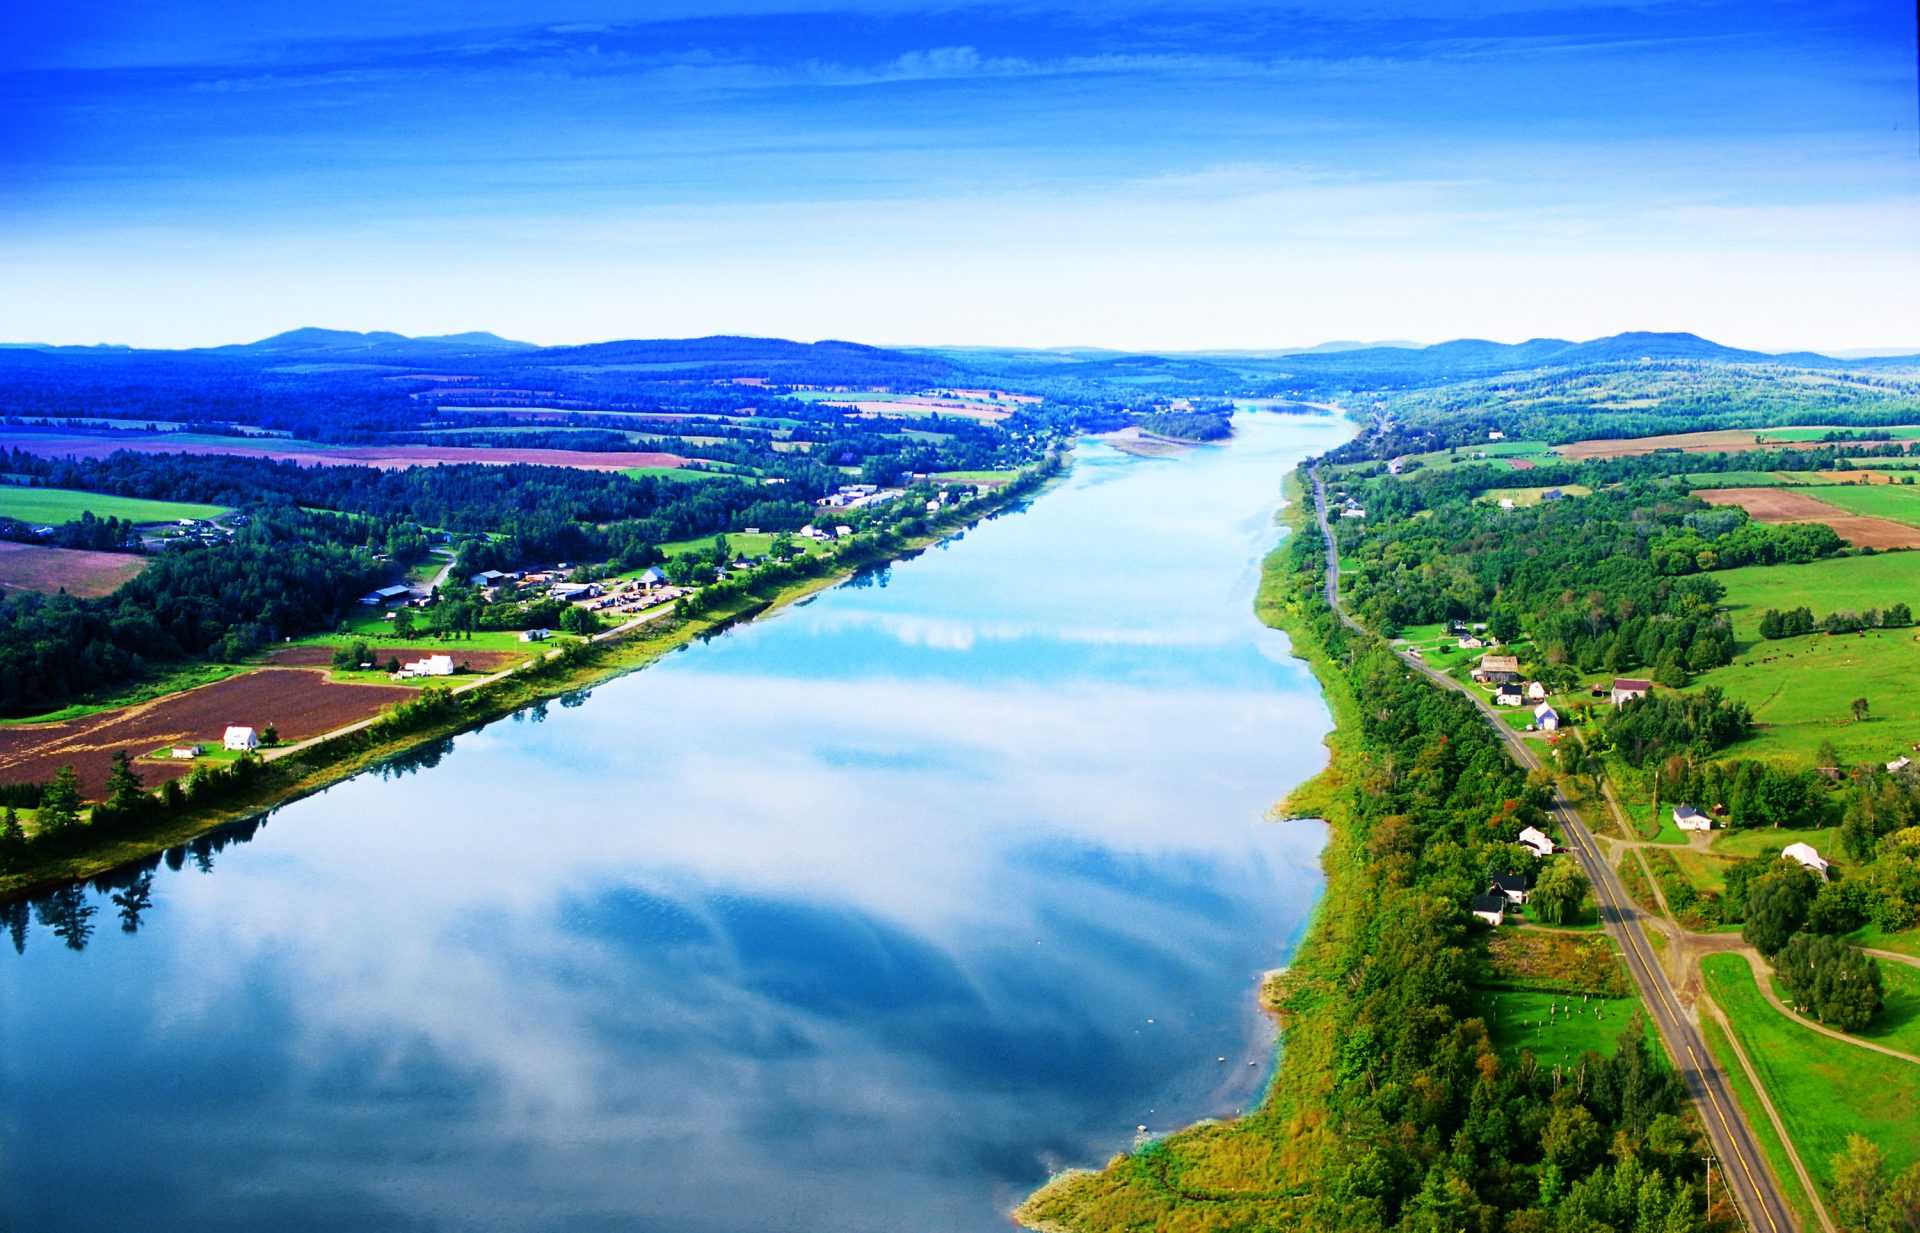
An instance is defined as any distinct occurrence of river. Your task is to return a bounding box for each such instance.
[0,410,1352,1232]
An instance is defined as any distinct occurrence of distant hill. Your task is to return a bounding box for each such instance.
[533,335,965,386]
[206,328,537,359]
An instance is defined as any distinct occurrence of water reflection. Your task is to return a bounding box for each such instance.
[0,413,1353,1232]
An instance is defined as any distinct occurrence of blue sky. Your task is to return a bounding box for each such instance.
[3,1,1915,350]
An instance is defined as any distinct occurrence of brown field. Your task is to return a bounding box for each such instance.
[1558,429,1786,459]
[0,668,415,798]
[0,431,688,472]
[265,646,525,671]
[0,541,147,598]
[1696,487,1920,549]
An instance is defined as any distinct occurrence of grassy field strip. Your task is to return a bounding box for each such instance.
[1805,483,1920,529]
[1698,1001,1832,1233]
[1852,959,1920,1057]
[0,486,229,524]
[1700,954,1920,1204]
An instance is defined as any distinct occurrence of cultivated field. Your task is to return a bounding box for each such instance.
[0,486,228,524]
[0,430,690,472]
[1695,487,1920,549]
[1805,483,1920,530]
[0,668,415,798]
[1563,424,1920,460]
[0,542,147,598]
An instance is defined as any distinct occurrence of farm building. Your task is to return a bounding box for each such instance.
[519,628,552,643]
[1517,826,1555,858]
[169,744,203,760]
[1783,842,1830,877]
[223,726,258,751]
[1526,681,1548,701]
[1533,702,1560,731]
[640,567,667,587]
[1494,684,1526,706]
[1458,635,1485,649]
[469,569,510,587]
[1469,893,1508,926]
[1889,756,1913,774]
[1540,488,1565,501]
[356,584,412,607]
[397,654,455,678]
[1473,654,1522,684]
[1673,805,1712,831]
[1610,678,1653,707]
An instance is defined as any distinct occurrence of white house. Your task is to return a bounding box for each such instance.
[399,654,455,678]
[223,726,258,752]
[1517,826,1555,858]
[1458,636,1486,650]
[1610,678,1653,707]
[1498,498,1516,511]
[1783,842,1830,876]
[1494,684,1526,707]
[1490,873,1529,905]
[834,525,855,539]
[1673,804,1712,831]
[519,628,552,643]
[1533,702,1560,731]
[169,744,203,760]
[1488,430,1506,440]
[1527,681,1548,701]
[1469,892,1507,926]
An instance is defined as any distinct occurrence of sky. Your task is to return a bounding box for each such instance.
[2,0,1916,351]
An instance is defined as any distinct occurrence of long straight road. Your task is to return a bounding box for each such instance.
[1310,469,1798,1233]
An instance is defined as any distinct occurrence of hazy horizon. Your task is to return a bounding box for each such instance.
[6,1,1917,352]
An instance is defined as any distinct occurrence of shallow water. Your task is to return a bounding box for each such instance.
[0,411,1352,1231]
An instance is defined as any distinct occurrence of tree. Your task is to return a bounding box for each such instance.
[1758,608,1785,639]
[1742,865,1816,954]
[38,766,83,834]
[1853,697,1872,723]
[262,725,278,746]
[1832,1134,1887,1232]
[1531,859,1590,925]
[0,806,25,867]
[105,750,145,814]
[1488,607,1522,645]
[1774,932,1884,1030]
[1876,1163,1920,1233]
[392,607,416,638]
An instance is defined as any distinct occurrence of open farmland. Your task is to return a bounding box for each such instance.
[1715,552,1920,639]
[1695,487,1920,549]
[0,486,228,524]
[0,429,690,472]
[1561,425,1920,460]
[1802,482,1920,530]
[0,668,415,799]
[265,645,527,673]
[0,542,147,597]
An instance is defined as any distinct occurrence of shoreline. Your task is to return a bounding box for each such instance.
[0,469,1060,903]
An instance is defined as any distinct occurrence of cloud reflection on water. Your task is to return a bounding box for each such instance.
[0,413,1354,1232]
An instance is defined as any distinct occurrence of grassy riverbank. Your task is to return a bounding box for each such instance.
[1019,471,1724,1233]
[0,481,1049,901]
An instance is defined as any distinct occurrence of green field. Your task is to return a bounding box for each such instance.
[655,531,826,560]
[1807,483,1920,529]
[0,486,228,525]
[1702,627,1920,764]
[1477,484,1593,508]
[1681,470,1795,489]
[1715,553,1920,640]
[1470,987,1639,1063]
[931,469,1019,485]
[1851,923,1920,960]
[1701,953,1920,1201]
[1756,425,1920,443]
[618,466,721,482]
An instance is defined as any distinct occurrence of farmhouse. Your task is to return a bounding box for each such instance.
[1494,684,1526,707]
[1469,893,1508,926]
[1458,636,1485,650]
[519,628,552,643]
[397,654,455,678]
[1783,842,1830,877]
[1517,826,1555,858]
[1473,654,1522,684]
[1610,678,1653,707]
[1673,805,1712,832]
[1490,873,1529,905]
[1533,702,1560,731]
[223,726,258,751]
[1527,681,1548,701]
[1488,430,1506,440]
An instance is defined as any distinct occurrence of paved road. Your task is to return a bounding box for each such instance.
[1310,469,1798,1233]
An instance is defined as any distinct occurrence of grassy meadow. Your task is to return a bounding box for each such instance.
[1700,953,1920,1202]
[1807,483,1920,529]
[1477,484,1593,507]
[0,486,228,524]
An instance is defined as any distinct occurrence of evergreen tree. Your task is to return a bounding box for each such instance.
[38,766,83,834]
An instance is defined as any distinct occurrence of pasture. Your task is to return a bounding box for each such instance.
[1715,552,1920,638]
[1805,483,1920,530]
[1701,953,1919,1200]
[1703,629,1920,764]
[1477,484,1592,507]
[0,486,228,524]
[0,542,147,598]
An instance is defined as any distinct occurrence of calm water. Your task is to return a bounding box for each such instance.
[0,411,1351,1232]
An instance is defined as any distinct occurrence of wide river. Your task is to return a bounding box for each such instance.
[1,410,1352,1231]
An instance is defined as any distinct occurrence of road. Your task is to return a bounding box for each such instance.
[1310,468,1798,1233]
